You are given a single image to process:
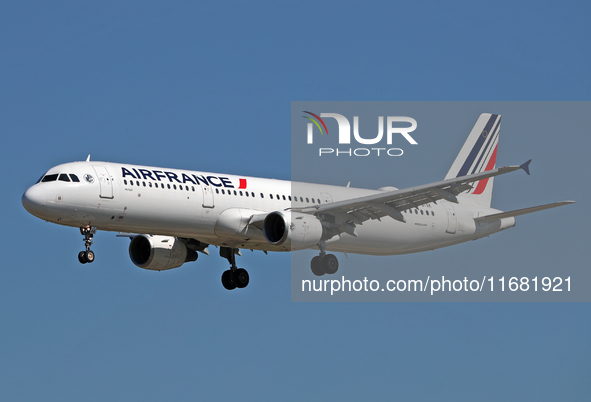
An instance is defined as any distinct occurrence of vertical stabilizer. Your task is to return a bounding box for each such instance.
[445,113,501,207]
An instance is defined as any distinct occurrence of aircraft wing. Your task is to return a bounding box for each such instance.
[291,161,532,229]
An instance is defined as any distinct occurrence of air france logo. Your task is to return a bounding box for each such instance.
[304,111,418,156]
[121,167,248,189]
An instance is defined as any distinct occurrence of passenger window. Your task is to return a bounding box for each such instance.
[260,193,264,198]
[234,190,237,195]
[69,174,80,182]
[300,197,303,202]
[42,174,58,182]
[167,184,171,189]
[288,196,292,201]
[420,210,424,215]
[222,189,225,195]
[245,192,249,197]
[270,194,273,199]
[306,198,309,203]
[124,180,128,185]
[239,191,243,196]
[282,195,286,200]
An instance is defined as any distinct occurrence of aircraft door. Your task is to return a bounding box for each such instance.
[92,166,114,199]
[442,203,457,234]
[321,192,333,204]
[201,185,214,208]
[200,185,215,219]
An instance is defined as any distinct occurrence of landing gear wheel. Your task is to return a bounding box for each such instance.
[84,250,95,263]
[78,251,88,264]
[220,247,250,290]
[311,256,324,276]
[233,268,249,288]
[79,226,97,265]
[322,254,339,275]
[221,270,236,290]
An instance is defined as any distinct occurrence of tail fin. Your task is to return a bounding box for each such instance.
[445,113,501,207]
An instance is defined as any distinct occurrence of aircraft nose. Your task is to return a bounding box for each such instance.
[22,185,47,217]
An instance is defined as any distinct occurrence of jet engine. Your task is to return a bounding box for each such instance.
[263,211,324,250]
[129,234,197,271]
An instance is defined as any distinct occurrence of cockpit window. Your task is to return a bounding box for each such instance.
[40,173,80,183]
[41,174,58,182]
[58,174,71,182]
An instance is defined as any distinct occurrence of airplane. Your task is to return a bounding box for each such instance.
[21,113,575,290]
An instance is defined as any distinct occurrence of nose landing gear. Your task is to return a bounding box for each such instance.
[78,226,97,264]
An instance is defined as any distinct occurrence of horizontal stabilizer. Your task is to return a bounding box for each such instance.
[474,201,576,222]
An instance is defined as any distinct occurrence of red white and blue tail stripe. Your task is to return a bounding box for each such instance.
[445,113,501,207]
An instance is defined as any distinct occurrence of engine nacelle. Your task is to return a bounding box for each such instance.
[263,211,324,250]
[129,235,197,271]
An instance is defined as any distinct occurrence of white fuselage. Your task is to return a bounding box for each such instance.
[22,161,515,255]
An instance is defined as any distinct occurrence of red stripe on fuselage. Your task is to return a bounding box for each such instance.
[239,178,247,189]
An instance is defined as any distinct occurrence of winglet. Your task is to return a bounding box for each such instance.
[86,154,91,162]
[520,159,532,175]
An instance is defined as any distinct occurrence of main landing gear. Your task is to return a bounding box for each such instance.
[78,226,97,264]
[220,247,249,290]
[310,253,339,276]
[310,242,339,276]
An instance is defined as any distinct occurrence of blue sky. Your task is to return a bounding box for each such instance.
[1,1,590,400]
